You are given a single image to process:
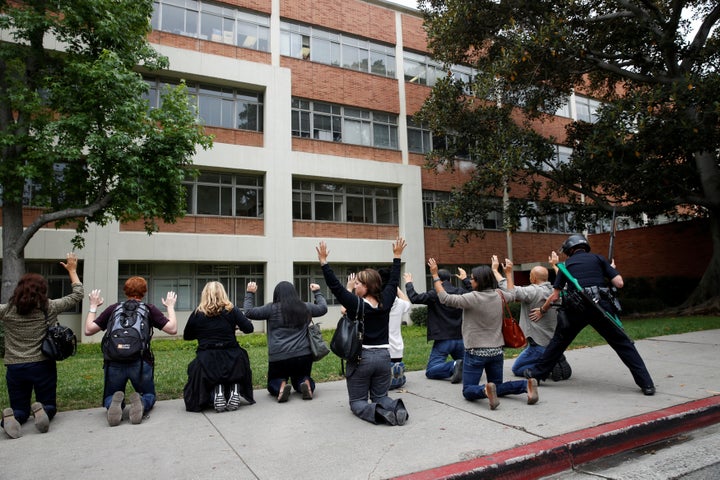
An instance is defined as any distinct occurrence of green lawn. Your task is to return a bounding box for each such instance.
[2,315,719,412]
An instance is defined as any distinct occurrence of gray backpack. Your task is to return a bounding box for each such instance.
[102,300,152,362]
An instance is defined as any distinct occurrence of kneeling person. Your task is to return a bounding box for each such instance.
[85,277,177,426]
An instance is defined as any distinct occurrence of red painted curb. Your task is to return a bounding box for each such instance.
[391,395,720,480]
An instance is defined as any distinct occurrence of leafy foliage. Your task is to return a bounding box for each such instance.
[0,0,212,255]
[416,1,720,307]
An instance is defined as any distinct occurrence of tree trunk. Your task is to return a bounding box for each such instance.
[0,201,26,356]
[679,214,720,314]
[1,201,26,302]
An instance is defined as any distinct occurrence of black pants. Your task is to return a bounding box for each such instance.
[533,306,654,389]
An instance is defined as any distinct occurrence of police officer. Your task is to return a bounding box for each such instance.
[523,234,656,396]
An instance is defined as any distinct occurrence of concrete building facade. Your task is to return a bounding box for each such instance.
[10,0,708,341]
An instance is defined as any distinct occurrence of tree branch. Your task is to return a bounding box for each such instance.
[16,194,113,251]
[581,51,665,84]
[682,3,720,71]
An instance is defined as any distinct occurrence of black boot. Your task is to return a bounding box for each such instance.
[550,355,572,381]
[394,399,409,426]
[375,406,397,425]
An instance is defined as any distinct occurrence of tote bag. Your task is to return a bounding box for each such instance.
[497,291,526,348]
[308,319,331,361]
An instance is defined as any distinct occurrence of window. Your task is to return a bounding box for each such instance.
[291,98,398,149]
[152,0,270,52]
[422,190,450,227]
[518,203,574,233]
[280,21,395,79]
[422,264,469,291]
[184,171,263,217]
[20,261,84,313]
[423,191,502,230]
[293,179,398,225]
[403,51,476,89]
[554,96,572,118]
[407,117,432,153]
[543,145,573,171]
[119,262,264,310]
[145,78,264,132]
[294,263,390,304]
[403,51,448,87]
[574,95,601,123]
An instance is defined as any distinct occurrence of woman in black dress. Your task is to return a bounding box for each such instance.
[183,281,255,412]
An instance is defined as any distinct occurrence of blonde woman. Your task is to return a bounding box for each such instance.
[183,282,255,412]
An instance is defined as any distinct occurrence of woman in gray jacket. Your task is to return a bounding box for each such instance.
[428,258,538,411]
[244,281,327,402]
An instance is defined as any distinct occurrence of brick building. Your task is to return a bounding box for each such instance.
[11,0,710,340]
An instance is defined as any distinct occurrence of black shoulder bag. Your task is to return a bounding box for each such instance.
[41,310,77,361]
[330,296,365,369]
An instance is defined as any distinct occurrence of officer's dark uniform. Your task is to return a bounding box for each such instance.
[525,240,655,395]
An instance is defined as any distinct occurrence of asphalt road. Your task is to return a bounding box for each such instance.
[541,422,720,479]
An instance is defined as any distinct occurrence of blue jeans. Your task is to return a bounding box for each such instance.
[425,339,465,379]
[103,360,156,414]
[5,360,57,424]
[345,348,402,424]
[511,344,546,377]
[462,351,528,401]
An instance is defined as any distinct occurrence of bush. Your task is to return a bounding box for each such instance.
[409,306,427,326]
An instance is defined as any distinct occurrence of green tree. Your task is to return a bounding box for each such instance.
[0,1,212,349]
[416,0,720,311]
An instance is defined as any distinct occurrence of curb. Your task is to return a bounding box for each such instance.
[392,395,720,480]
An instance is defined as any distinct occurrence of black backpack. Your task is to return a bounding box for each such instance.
[102,300,152,362]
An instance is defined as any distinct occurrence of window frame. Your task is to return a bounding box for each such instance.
[292,178,398,225]
[291,98,398,149]
[119,262,265,311]
[145,78,264,132]
[280,20,396,79]
[152,0,270,52]
[184,170,264,218]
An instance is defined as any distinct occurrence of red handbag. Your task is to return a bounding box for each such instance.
[497,291,526,348]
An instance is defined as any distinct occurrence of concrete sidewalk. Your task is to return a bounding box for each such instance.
[2,329,719,480]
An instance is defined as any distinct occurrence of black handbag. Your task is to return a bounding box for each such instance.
[330,297,364,362]
[308,319,330,361]
[41,311,77,361]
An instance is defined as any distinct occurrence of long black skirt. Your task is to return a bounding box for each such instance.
[183,346,255,412]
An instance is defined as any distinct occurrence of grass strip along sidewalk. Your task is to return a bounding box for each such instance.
[1,316,718,412]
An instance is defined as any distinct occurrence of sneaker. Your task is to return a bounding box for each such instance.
[213,385,227,412]
[128,392,144,424]
[485,382,500,410]
[449,360,463,384]
[527,378,539,405]
[390,362,406,390]
[31,402,50,433]
[107,391,124,427]
[642,386,656,396]
[278,382,291,403]
[300,380,313,400]
[2,408,22,439]
[226,388,242,411]
[550,355,573,381]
